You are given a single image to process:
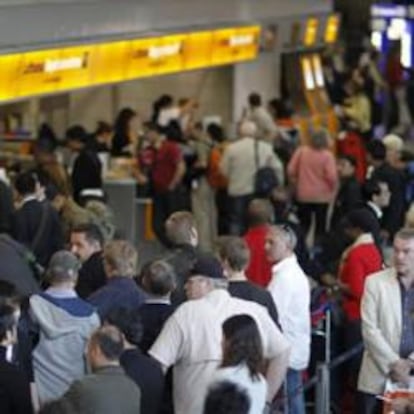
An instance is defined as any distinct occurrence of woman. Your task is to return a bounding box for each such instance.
[287,128,338,244]
[111,108,138,156]
[210,314,267,414]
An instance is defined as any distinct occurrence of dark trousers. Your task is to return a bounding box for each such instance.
[228,194,253,236]
[215,189,230,235]
[297,202,328,243]
[356,391,382,414]
[152,188,189,247]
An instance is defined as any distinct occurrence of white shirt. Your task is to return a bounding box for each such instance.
[211,364,267,414]
[220,137,284,196]
[246,106,278,142]
[149,289,289,414]
[367,201,383,219]
[268,255,311,370]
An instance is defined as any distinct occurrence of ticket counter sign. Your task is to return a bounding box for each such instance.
[126,34,186,79]
[211,26,260,65]
[0,25,260,102]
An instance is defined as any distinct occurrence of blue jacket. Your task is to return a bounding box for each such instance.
[88,277,147,321]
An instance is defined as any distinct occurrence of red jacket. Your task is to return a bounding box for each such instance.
[244,225,272,287]
[339,237,382,320]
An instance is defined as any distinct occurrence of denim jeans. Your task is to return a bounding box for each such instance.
[286,368,306,414]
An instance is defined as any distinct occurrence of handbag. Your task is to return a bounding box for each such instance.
[254,139,278,196]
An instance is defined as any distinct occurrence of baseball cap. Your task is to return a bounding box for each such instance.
[190,254,224,280]
[47,251,81,281]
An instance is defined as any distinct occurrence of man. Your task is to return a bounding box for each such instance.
[220,121,283,235]
[106,307,165,414]
[146,122,186,246]
[66,125,103,204]
[163,211,205,304]
[70,223,106,299]
[149,255,290,414]
[361,178,392,248]
[217,235,279,327]
[41,326,141,414]
[331,154,362,228]
[266,224,311,414]
[358,228,414,414]
[138,259,176,353]
[366,139,405,241]
[12,171,64,266]
[30,251,100,404]
[88,240,146,320]
[245,92,279,142]
[0,178,14,234]
[243,198,273,287]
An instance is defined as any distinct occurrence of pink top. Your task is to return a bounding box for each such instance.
[288,146,338,203]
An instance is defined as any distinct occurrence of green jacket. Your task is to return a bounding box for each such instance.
[41,366,141,414]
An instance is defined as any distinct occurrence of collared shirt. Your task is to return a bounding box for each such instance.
[149,289,289,414]
[46,287,77,299]
[367,201,383,219]
[399,280,414,358]
[268,255,311,370]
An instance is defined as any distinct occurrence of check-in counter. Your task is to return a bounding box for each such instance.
[104,177,155,246]
[104,178,137,243]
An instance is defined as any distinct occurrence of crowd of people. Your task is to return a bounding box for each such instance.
[1,40,414,414]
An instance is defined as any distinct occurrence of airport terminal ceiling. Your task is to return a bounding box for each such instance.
[0,0,331,48]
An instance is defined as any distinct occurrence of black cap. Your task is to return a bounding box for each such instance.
[190,254,224,280]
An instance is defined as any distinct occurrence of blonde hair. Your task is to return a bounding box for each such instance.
[104,240,137,277]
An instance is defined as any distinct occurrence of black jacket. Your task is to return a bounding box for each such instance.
[76,251,106,299]
[71,149,102,203]
[371,162,406,237]
[331,176,362,228]
[228,281,280,328]
[137,302,175,353]
[0,234,40,296]
[12,199,64,267]
[120,349,164,414]
[0,347,33,414]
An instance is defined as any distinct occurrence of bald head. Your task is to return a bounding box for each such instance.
[239,120,257,138]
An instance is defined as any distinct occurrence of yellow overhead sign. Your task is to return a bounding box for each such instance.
[0,25,260,102]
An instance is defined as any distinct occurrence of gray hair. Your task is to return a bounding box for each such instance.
[239,120,257,138]
[269,224,297,250]
[310,128,330,150]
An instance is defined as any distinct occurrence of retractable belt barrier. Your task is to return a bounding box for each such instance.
[270,301,364,414]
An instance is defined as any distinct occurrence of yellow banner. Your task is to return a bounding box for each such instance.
[0,25,260,102]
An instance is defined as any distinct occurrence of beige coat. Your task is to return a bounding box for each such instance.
[358,268,402,395]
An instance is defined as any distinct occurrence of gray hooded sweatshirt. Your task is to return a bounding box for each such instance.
[30,289,100,404]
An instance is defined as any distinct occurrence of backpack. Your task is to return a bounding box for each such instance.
[207,144,228,189]
[254,140,278,196]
